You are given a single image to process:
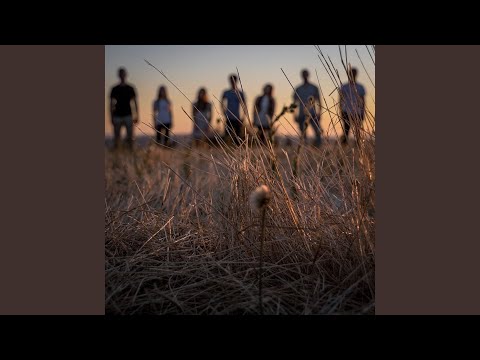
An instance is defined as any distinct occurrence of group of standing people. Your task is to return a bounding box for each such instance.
[220,75,276,145]
[109,67,366,149]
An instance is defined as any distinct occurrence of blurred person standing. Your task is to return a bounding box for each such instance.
[253,84,275,145]
[292,69,322,147]
[109,67,139,149]
[221,74,246,145]
[153,85,173,146]
[338,67,366,145]
[192,88,212,147]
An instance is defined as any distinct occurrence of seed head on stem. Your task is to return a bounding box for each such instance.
[249,185,271,212]
[249,184,271,315]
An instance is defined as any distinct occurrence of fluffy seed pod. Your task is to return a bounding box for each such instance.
[249,185,271,212]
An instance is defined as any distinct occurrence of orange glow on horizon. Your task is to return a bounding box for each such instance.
[105,45,375,139]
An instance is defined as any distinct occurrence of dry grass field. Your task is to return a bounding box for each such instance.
[105,127,375,314]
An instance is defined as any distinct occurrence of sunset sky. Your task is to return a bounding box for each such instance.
[105,45,375,138]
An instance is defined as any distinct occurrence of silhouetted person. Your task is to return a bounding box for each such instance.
[253,84,276,145]
[192,88,212,147]
[110,67,139,149]
[292,69,321,146]
[153,86,173,146]
[339,67,366,144]
[221,74,246,145]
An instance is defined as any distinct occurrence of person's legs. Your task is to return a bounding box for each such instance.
[229,121,237,144]
[225,117,236,144]
[125,115,134,149]
[353,112,365,142]
[297,114,307,142]
[155,124,162,144]
[112,117,122,148]
[160,126,167,146]
[255,126,262,144]
[350,113,363,143]
[155,124,162,145]
[233,120,242,144]
[265,127,272,145]
[164,126,170,146]
[341,112,351,144]
[311,119,322,147]
[258,126,270,145]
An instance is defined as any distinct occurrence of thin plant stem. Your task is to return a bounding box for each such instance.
[259,205,266,315]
